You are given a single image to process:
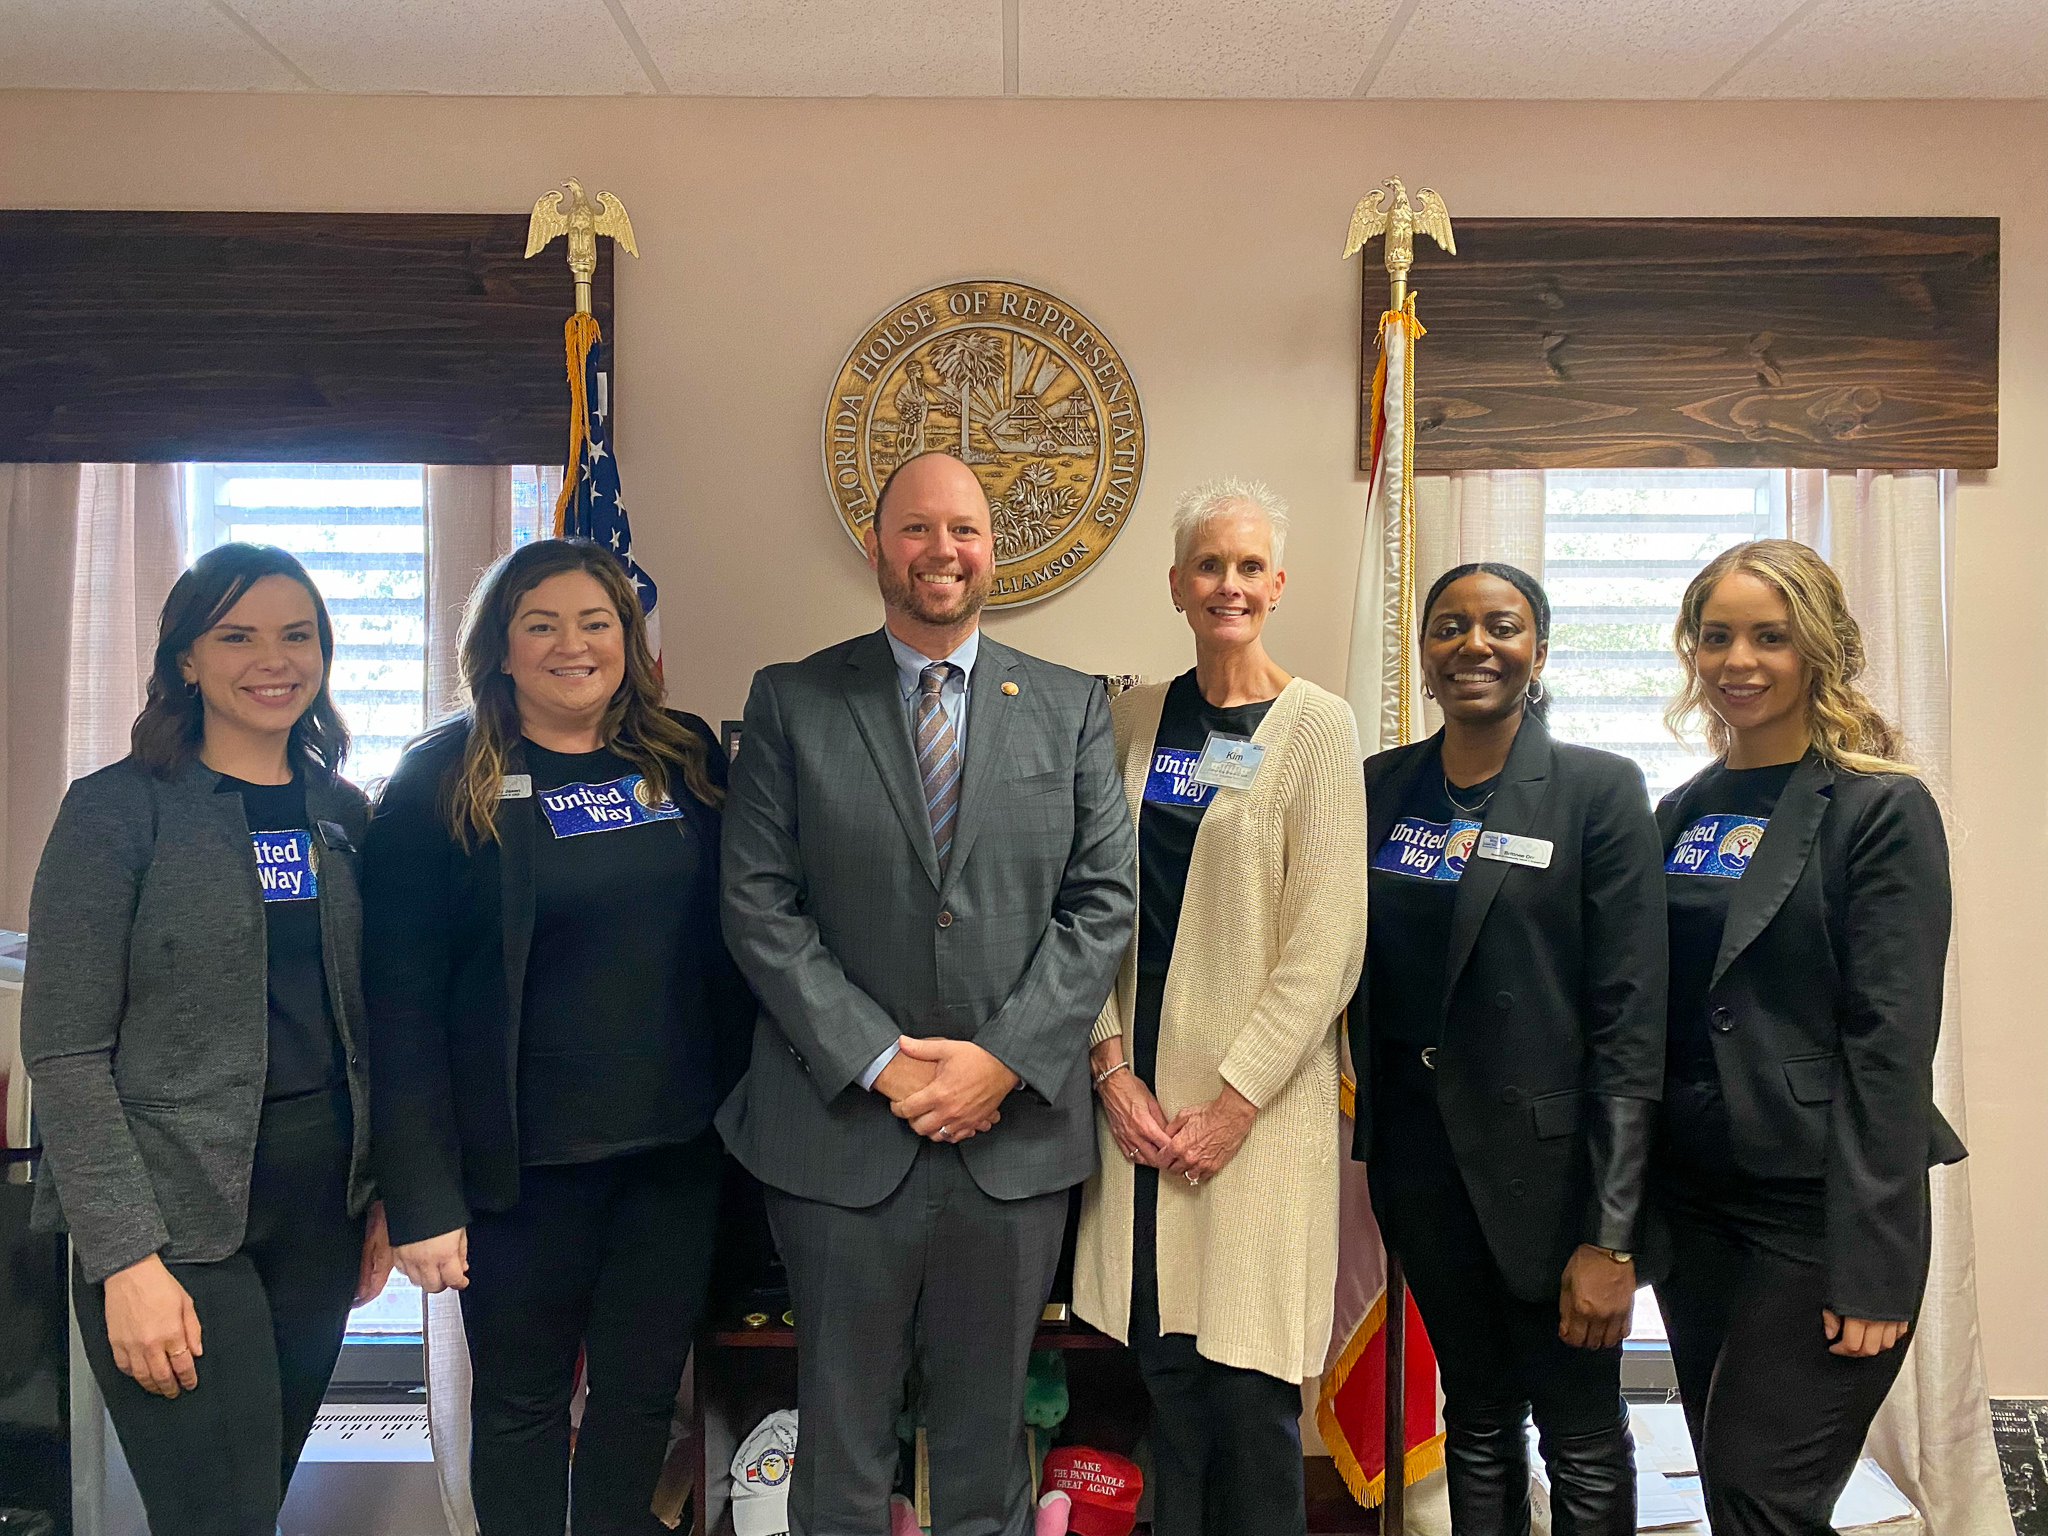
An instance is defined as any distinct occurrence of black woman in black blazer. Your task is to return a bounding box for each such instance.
[1349,562,1666,1536]
[362,539,754,1536]
[1649,539,1965,1536]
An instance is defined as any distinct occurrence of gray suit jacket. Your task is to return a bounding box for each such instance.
[22,757,373,1283]
[716,628,1136,1207]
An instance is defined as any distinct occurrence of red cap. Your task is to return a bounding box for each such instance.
[1041,1446,1142,1536]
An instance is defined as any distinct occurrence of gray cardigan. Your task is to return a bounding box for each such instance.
[21,755,374,1283]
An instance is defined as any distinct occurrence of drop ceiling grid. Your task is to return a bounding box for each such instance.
[616,0,1005,97]
[1016,0,1403,98]
[233,0,652,95]
[1711,0,2048,98]
[1364,0,1815,98]
[0,0,2039,98]
[0,0,309,93]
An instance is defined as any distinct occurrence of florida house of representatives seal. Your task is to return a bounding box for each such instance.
[823,280,1146,608]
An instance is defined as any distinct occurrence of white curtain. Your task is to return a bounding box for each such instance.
[0,464,183,931]
[1791,469,2010,1536]
[1349,469,1547,750]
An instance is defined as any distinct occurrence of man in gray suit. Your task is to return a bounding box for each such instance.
[718,450,1136,1536]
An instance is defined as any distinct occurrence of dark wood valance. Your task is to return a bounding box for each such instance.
[1377,217,1999,471]
[0,211,615,465]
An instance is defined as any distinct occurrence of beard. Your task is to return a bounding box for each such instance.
[876,552,992,629]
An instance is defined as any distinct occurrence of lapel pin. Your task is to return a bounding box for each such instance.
[1001,681,1020,696]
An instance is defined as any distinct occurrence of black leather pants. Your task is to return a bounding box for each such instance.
[1370,1052,1635,1535]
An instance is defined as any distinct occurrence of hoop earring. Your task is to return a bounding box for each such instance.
[1421,682,1435,701]
[185,680,199,697]
[1526,677,1547,705]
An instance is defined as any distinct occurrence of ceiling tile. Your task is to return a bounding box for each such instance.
[1713,0,2048,97]
[1020,0,1403,97]
[1368,0,1801,98]
[0,0,309,92]
[619,0,1004,96]
[236,0,653,95]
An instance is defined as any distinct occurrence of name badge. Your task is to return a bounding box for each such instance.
[499,774,533,800]
[1373,815,1481,882]
[1666,813,1768,878]
[250,829,318,902]
[1142,747,1214,809]
[1191,733,1265,791]
[538,773,684,839]
[1477,830,1553,870]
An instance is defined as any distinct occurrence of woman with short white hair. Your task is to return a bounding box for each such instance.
[1074,478,1368,1535]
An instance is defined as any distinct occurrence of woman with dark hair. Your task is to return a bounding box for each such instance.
[21,542,389,1535]
[1653,540,1964,1535]
[363,537,750,1536]
[1348,562,1666,1536]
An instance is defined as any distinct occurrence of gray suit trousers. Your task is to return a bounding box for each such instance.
[764,1145,1067,1536]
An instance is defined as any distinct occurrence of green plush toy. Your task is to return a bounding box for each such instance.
[1024,1350,1069,1430]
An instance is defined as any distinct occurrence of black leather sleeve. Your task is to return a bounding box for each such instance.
[1581,1094,1656,1252]
[1576,757,1669,1252]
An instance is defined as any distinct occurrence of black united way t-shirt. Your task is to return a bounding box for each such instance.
[518,741,718,1165]
[1366,754,1500,1049]
[215,772,347,1101]
[1136,670,1276,980]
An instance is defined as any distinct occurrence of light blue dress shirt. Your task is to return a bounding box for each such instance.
[861,628,981,1091]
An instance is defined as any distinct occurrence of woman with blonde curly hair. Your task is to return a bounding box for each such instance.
[1651,538,1965,1536]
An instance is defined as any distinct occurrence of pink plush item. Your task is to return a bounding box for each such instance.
[889,1493,922,1536]
[1035,1489,1073,1536]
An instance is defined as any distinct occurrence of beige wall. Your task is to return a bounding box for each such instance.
[3,89,2042,1392]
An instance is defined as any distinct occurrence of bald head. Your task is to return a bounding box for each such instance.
[864,451,994,642]
[874,450,990,539]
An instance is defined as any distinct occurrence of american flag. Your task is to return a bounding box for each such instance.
[558,320,661,655]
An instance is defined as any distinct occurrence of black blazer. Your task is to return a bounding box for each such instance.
[1655,752,1965,1320]
[362,714,751,1247]
[1349,714,1668,1303]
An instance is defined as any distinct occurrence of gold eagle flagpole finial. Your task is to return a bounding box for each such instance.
[525,178,639,315]
[1342,176,1454,312]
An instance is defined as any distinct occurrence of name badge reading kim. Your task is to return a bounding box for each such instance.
[251,829,318,902]
[538,774,683,839]
[1190,733,1265,791]
[1477,830,1553,870]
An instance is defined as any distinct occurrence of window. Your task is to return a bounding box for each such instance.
[186,464,427,785]
[183,464,557,787]
[1542,469,1786,800]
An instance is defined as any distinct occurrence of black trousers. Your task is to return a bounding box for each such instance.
[1369,1049,1633,1536]
[461,1134,723,1536]
[765,1142,1068,1536]
[1653,1105,1916,1536]
[73,1085,363,1536]
[1127,973,1305,1536]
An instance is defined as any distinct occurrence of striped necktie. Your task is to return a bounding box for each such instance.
[915,662,962,873]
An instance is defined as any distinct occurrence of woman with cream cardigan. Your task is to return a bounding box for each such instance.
[1074,478,1368,1536]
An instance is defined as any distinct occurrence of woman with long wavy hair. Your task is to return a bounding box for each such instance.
[363,538,752,1536]
[22,543,389,1534]
[1652,539,1964,1535]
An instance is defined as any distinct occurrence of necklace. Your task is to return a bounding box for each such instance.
[1444,772,1495,816]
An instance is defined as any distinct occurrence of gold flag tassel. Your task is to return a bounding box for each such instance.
[552,312,602,536]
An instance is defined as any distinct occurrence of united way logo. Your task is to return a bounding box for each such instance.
[1667,813,1771,879]
[1717,821,1766,871]
[1373,815,1482,883]
[1442,824,1480,878]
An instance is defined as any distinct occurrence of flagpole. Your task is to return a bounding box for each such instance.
[1342,176,1455,1536]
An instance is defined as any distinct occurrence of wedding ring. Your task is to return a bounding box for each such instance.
[937,1126,949,1141]
[168,1345,190,1356]
[1184,1172,1200,1187]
